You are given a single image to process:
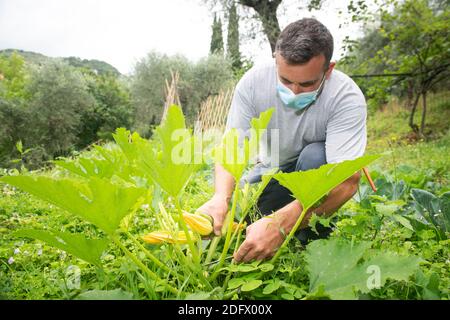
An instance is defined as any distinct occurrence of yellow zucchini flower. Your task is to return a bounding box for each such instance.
[182,211,214,236]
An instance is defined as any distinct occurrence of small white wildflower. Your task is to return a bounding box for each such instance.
[3,186,15,196]
[14,248,21,255]
[37,249,43,256]
[15,240,24,247]
[8,257,14,264]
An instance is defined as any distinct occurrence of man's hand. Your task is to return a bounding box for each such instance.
[196,194,229,236]
[233,216,286,263]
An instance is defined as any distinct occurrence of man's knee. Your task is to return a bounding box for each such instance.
[296,142,326,171]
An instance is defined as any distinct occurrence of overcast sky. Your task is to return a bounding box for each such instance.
[0,0,363,74]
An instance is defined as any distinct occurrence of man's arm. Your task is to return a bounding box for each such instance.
[214,163,235,204]
[233,171,361,262]
[197,163,235,236]
[276,171,361,232]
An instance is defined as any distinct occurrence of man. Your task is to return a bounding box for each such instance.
[197,18,367,263]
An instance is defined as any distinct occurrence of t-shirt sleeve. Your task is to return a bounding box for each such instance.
[325,104,367,164]
[225,72,257,134]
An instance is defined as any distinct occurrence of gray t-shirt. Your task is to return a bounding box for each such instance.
[225,58,367,180]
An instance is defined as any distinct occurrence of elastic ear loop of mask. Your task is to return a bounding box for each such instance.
[298,72,327,111]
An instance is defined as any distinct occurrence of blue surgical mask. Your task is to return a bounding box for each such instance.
[276,74,326,110]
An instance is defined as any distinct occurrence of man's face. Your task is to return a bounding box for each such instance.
[275,52,335,95]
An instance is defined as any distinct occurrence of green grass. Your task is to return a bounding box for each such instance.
[367,91,449,146]
[366,91,450,188]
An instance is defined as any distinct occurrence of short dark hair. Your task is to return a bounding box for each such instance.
[275,18,334,68]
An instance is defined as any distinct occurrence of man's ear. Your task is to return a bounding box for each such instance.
[326,62,336,78]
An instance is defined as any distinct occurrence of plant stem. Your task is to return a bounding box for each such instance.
[222,226,244,291]
[172,244,211,289]
[174,197,200,265]
[389,141,398,182]
[157,212,210,288]
[222,268,233,292]
[372,216,385,241]
[126,231,174,275]
[204,236,221,265]
[223,288,239,300]
[111,235,179,296]
[228,174,274,246]
[229,215,247,248]
[234,225,244,254]
[95,267,107,289]
[270,207,309,264]
[161,226,212,290]
[210,183,239,280]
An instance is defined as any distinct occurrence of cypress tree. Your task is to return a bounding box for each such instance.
[210,14,224,55]
[226,3,241,70]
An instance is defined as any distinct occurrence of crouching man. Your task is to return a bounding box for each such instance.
[197,18,367,262]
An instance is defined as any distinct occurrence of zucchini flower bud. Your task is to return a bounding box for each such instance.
[182,211,214,236]
[142,230,196,244]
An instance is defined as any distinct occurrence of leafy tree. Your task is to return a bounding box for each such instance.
[338,27,395,109]
[26,60,95,158]
[0,99,32,167]
[210,14,224,55]
[0,53,34,167]
[184,53,235,117]
[78,72,134,147]
[0,52,29,100]
[0,51,132,168]
[342,0,449,136]
[130,52,192,135]
[237,0,282,53]
[379,0,449,135]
